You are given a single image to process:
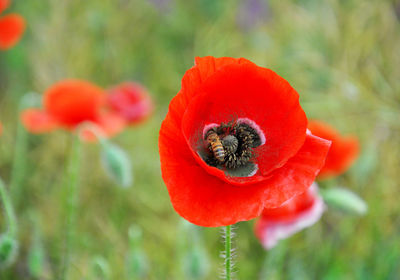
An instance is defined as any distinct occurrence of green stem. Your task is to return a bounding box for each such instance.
[10,120,28,209]
[224,225,232,280]
[0,178,17,237]
[60,136,82,280]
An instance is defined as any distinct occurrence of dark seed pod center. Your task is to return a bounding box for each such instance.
[203,120,262,170]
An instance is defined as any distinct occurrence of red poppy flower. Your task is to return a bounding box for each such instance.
[0,0,25,50]
[308,120,359,179]
[159,56,331,227]
[21,80,126,141]
[107,82,153,125]
[0,0,9,14]
[255,184,324,249]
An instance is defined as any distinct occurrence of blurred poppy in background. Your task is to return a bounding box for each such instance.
[107,82,153,126]
[308,120,359,180]
[0,0,25,50]
[21,80,126,140]
[159,56,331,227]
[254,184,325,249]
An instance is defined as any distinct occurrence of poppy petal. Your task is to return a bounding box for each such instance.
[0,0,10,14]
[20,109,58,133]
[180,56,254,102]
[44,79,106,127]
[255,184,325,249]
[0,14,26,50]
[261,133,331,208]
[308,120,360,179]
[181,62,307,178]
[107,82,154,125]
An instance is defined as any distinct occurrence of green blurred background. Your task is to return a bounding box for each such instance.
[0,0,399,279]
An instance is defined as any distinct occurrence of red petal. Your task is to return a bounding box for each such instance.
[107,82,153,125]
[180,56,254,102]
[308,120,359,179]
[262,133,331,208]
[44,80,106,127]
[20,109,58,133]
[0,0,10,14]
[0,14,25,50]
[181,63,307,178]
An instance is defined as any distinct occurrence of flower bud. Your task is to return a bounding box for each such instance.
[321,187,367,215]
[90,256,111,280]
[0,234,18,269]
[101,141,133,188]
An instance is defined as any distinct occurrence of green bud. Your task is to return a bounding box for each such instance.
[321,187,367,215]
[90,256,111,280]
[101,142,133,188]
[0,234,18,269]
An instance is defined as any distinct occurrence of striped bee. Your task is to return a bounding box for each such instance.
[206,131,225,163]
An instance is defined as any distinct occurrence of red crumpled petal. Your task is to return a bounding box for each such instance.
[181,62,307,181]
[107,82,153,125]
[0,0,10,14]
[255,184,325,249]
[44,80,106,128]
[308,120,359,179]
[20,109,58,133]
[0,14,26,50]
[160,89,331,226]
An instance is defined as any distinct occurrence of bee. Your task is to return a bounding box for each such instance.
[206,131,225,163]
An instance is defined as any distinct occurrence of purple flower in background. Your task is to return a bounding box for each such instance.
[149,0,172,12]
[237,0,270,30]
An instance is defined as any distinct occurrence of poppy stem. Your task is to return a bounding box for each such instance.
[224,225,232,280]
[60,136,82,280]
[0,178,17,237]
[9,118,28,210]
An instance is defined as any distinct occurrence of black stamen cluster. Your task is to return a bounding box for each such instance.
[204,121,261,169]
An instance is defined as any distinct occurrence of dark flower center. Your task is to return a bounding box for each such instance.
[202,121,262,170]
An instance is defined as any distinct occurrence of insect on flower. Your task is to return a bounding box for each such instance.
[20,80,126,141]
[0,0,25,50]
[159,56,332,227]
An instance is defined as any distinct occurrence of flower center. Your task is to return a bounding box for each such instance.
[203,120,262,170]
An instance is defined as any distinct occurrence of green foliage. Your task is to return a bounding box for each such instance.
[0,0,399,279]
[0,235,18,269]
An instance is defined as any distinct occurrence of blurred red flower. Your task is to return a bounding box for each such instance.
[0,0,9,14]
[0,0,25,50]
[107,82,153,125]
[308,120,359,179]
[159,56,331,227]
[255,184,324,249]
[21,80,126,141]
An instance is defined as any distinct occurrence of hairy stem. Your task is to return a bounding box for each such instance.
[224,225,232,280]
[0,178,17,237]
[60,136,82,280]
